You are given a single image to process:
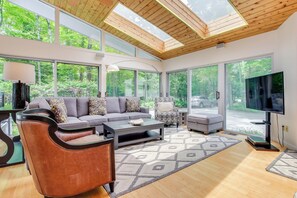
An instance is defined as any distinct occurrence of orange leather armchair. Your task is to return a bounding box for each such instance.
[16,109,115,197]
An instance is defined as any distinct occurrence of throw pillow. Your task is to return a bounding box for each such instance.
[126,98,140,112]
[49,98,67,115]
[157,102,174,112]
[89,97,107,115]
[51,104,67,123]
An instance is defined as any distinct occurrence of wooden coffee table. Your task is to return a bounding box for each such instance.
[103,119,164,149]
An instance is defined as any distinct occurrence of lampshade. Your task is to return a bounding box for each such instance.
[3,62,35,84]
[107,64,119,72]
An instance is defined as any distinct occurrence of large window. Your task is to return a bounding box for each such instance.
[138,71,160,110]
[191,65,218,114]
[168,71,187,108]
[225,56,272,136]
[0,0,55,43]
[106,69,135,97]
[60,12,101,50]
[57,63,99,97]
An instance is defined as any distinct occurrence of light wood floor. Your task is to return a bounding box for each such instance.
[0,132,296,198]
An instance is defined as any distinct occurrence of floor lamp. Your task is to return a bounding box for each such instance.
[2,62,35,109]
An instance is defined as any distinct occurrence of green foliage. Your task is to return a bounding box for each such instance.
[57,63,99,97]
[106,69,135,96]
[192,65,218,101]
[169,71,187,108]
[60,26,100,50]
[0,0,54,42]
[226,57,272,110]
[138,71,159,109]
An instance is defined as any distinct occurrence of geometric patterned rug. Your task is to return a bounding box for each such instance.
[266,149,297,181]
[105,128,241,197]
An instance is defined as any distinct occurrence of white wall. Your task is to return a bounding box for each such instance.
[273,13,297,149]
[163,13,297,149]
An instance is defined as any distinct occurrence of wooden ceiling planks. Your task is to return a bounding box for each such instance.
[43,0,297,60]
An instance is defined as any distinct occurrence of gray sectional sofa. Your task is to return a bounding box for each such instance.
[29,97,151,133]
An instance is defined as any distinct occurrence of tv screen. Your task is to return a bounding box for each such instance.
[245,72,284,114]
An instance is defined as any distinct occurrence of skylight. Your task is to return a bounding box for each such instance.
[113,3,171,41]
[180,0,238,23]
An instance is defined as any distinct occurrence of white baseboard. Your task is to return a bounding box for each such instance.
[272,137,297,150]
[284,141,297,150]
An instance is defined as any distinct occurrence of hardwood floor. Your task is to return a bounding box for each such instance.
[0,132,296,198]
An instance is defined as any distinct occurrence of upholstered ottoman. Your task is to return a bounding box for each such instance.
[187,113,223,134]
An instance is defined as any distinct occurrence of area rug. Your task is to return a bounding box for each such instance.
[105,128,241,197]
[266,149,297,181]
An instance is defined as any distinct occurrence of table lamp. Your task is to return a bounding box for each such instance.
[2,62,35,109]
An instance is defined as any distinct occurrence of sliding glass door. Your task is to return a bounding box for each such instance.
[191,65,219,114]
[168,70,187,108]
[225,57,272,136]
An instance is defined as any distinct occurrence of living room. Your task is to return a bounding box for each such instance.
[0,0,297,197]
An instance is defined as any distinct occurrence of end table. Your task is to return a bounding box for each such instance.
[178,108,188,125]
[0,107,24,167]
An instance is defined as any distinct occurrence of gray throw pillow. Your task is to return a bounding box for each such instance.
[39,98,51,110]
[89,97,107,115]
[126,98,140,112]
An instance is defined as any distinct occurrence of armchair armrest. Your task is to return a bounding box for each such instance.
[23,108,56,121]
[140,107,150,113]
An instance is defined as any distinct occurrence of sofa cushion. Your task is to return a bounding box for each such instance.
[106,97,120,113]
[79,115,108,126]
[77,97,89,117]
[187,113,223,124]
[89,97,107,115]
[119,97,140,113]
[103,113,129,122]
[58,117,89,129]
[63,97,77,117]
[126,98,141,112]
[51,103,67,123]
[123,112,151,120]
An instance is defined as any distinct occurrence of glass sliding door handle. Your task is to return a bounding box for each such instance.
[216,91,220,100]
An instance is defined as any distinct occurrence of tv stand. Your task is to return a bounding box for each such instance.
[246,112,279,151]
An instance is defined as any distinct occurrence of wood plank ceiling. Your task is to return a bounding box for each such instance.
[45,0,297,60]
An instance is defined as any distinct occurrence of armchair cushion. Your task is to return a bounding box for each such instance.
[126,98,140,112]
[89,97,107,115]
[157,102,174,112]
[55,130,93,142]
[66,134,104,145]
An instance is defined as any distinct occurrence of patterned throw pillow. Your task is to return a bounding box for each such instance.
[51,104,67,123]
[49,98,67,115]
[89,97,107,115]
[126,98,140,112]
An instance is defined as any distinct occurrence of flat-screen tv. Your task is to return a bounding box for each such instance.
[245,72,284,114]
